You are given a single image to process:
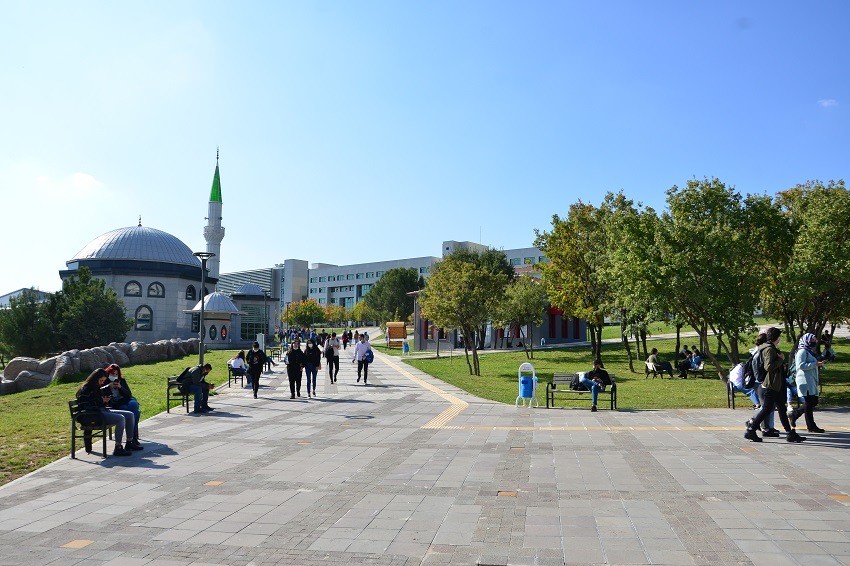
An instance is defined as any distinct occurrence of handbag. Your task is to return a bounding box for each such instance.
[365,349,374,363]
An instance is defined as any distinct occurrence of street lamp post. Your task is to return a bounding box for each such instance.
[194,252,215,366]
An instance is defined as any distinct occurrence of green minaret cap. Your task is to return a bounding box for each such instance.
[209,152,222,203]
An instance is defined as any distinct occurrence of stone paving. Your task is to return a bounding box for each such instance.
[1,351,850,565]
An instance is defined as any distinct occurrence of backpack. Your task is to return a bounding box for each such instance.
[76,410,104,427]
[365,349,374,363]
[750,350,766,384]
[569,373,588,391]
[175,367,192,394]
[742,357,756,389]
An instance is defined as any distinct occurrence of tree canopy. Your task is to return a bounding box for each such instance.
[362,267,423,324]
[281,299,325,328]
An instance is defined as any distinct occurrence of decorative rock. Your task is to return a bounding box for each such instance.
[105,345,130,367]
[129,342,150,364]
[112,342,133,356]
[77,349,98,373]
[0,379,17,395]
[14,370,53,392]
[187,338,200,354]
[148,341,168,361]
[37,357,57,376]
[3,357,41,381]
[52,355,76,382]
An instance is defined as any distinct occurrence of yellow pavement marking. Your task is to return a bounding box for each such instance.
[62,540,94,549]
[204,480,224,486]
[831,494,850,502]
[498,491,518,497]
[378,353,469,429]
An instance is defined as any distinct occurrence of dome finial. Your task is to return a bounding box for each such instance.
[216,146,219,163]
[138,215,142,227]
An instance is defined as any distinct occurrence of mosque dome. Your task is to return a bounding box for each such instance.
[69,225,201,267]
[189,291,240,313]
[233,282,266,297]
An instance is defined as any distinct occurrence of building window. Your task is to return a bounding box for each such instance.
[191,314,200,333]
[310,288,316,294]
[510,258,521,266]
[376,271,384,277]
[135,305,152,331]
[328,276,335,281]
[209,325,217,340]
[346,274,354,280]
[148,282,165,298]
[538,256,548,263]
[366,272,374,278]
[186,285,196,301]
[524,257,535,265]
[419,267,429,274]
[319,298,326,304]
[124,281,142,297]
[221,325,228,340]
[331,298,337,304]
[310,277,317,283]
[356,273,363,279]
[319,276,326,282]
[319,287,324,293]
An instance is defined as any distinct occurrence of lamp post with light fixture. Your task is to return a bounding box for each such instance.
[194,251,215,365]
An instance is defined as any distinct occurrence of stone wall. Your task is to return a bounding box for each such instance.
[0,338,200,395]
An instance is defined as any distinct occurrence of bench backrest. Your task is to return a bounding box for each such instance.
[552,372,574,386]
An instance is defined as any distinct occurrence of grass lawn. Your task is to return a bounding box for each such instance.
[0,350,236,487]
[404,338,850,410]
[599,316,783,341]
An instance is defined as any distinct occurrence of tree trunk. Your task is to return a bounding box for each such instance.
[461,329,473,375]
[675,322,682,356]
[621,320,635,373]
[519,326,531,360]
[640,328,648,359]
[634,333,641,361]
[471,341,480,375]
[527,324,534,360]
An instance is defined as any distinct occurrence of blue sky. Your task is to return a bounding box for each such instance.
[1,1,847,293]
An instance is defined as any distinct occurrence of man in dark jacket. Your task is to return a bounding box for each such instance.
[285,338,306,399]
[185,363,213,414]
[745,328,804,443]
[246,342,267,399]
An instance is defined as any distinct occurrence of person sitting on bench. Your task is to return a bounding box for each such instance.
[185,363,214,414]
[76,368,141,456]
[727,361,760,407]
[646,348,674,378]
[104,364,143,449]
[579,359,611,412]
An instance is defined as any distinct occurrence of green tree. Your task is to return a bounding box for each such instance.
[46,267,132,351]
[351,300,372,324]
[363,267,423,324]
[281,299,326,328]
[324,304,348,325]
[418,252,509,375]
[0,289,55,358]
[496,274,548,359]
[656,178,771,375]
[450,248,514,349]
[764,180,850,342]
[535,202,612,360]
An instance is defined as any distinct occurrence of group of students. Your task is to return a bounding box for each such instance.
[229,330,374,400]
[733,327,826,443]
[75,364,144,456]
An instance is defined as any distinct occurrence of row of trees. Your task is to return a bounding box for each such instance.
[534,178,850,377]
[0,267,132,358]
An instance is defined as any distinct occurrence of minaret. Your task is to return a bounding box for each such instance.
[203,149,225,280]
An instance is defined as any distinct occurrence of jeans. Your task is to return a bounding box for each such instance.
[732,384,760,406]
[579,377,600,405]
[100,408,135,445]
[327,357,339,380]
[358,360,369,381]
[112,399,141,440]
[305,363,318,393]
[189,384,209,412]
[248,369,261,396]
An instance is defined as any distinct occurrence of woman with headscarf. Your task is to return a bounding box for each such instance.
[791,333,825,433]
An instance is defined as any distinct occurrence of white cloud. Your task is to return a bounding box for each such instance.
[33,170,107,198]
[818,99,838,108]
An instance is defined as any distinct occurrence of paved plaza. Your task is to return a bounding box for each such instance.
[1,352,850,565]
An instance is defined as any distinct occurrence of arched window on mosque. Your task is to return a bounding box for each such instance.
[124,281,142,297]
[209,325,217,340]
[135,305,153,331]
[221,325,228,340]
[186,285,196,301]
[148,282,165,298]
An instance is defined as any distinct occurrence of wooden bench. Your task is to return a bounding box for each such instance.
[227,364,245,387]
[167,373,191,413]
[546,372,618,410]
[68,400,114,459]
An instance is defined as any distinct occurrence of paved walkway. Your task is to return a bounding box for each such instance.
[2,352,850,565]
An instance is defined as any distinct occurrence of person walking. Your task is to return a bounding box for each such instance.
[304,338,321,398]
[745,327,805,443]
[791,332,825,433]
[325,332,341,383]
[353,333,373,384]
[285,337,306,399]
[246,342,267,399]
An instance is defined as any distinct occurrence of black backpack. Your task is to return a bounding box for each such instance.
[742,357,756,389]
[175,367,192,394]
[750,350,766,384]
[569,374,588,391]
